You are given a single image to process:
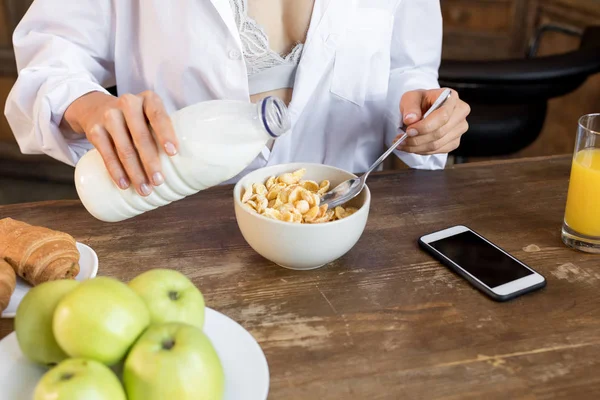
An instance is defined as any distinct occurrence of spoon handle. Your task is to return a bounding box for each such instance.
[362,88,453,179]
[363,132,409,180]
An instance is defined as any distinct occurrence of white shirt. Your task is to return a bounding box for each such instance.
[4,0,447,182]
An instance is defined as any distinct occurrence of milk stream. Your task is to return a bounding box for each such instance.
[74,97,290,222]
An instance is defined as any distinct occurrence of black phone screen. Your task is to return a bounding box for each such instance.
[429,231,533,288]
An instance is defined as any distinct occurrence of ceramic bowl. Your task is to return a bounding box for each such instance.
[233,163,370,270]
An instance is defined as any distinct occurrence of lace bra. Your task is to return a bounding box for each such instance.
[229,0,305,95]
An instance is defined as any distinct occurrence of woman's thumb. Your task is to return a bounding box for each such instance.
[400,90,424,125]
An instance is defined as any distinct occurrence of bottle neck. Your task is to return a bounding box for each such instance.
[257,96,291,139]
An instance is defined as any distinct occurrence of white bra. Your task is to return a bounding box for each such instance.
[229,0,306,95]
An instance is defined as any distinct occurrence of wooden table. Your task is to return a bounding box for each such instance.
[2,156,599,399]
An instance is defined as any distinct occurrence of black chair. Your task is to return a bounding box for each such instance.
[439,25,600,160]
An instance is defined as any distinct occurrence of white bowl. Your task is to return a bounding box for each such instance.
[233,163,370,270]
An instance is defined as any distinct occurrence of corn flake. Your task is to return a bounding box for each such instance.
[265,176,276,190]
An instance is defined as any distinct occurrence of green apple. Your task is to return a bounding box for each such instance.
[34,358,126,400]
[15,279,79,366]
[128,269,205,329]
[53,276,150,366]
[124,322,224,400]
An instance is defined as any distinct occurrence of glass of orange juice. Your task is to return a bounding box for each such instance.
[562,113,600,253]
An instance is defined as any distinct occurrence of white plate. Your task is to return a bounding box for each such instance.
[0,307,269,400]
[1,242,99,318]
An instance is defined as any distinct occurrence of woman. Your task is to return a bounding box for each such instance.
[5,0,470,197]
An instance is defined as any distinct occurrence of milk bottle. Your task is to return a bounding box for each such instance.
[74,96,290,222]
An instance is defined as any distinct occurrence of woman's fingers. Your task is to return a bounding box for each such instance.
[408,91,458,136]
[104,108,153,196]
[425,137,462,155]
[77,91,176,194]
[119,94,164,187]
[397,91,470,155]
[401,120,469,155]
[140,91,179,156]
[87,124,129,190]
[394,88,460,147]
[399,104,464,153]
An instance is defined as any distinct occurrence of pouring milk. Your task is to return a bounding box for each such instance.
[74,96,290,222]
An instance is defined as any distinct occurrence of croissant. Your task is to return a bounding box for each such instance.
[0,258,15,313]
[0,218,80,286]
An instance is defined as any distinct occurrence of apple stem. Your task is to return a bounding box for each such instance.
[168,291,180,301]
[162,339,176,350]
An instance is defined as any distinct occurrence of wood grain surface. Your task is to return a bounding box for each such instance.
[2,156,600,399]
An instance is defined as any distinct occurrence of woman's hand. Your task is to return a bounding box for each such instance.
[395,88,470,155]
[63,91,179,196]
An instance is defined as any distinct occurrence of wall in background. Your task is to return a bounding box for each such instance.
[0,77,14,143]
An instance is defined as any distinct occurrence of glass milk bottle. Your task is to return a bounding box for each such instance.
[74,96,290,222]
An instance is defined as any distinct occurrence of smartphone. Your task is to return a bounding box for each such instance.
[418,225,546,301]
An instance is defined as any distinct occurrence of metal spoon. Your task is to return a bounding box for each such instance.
[320,89,453,209]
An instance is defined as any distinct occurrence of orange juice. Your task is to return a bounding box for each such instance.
[564,148,600,237]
